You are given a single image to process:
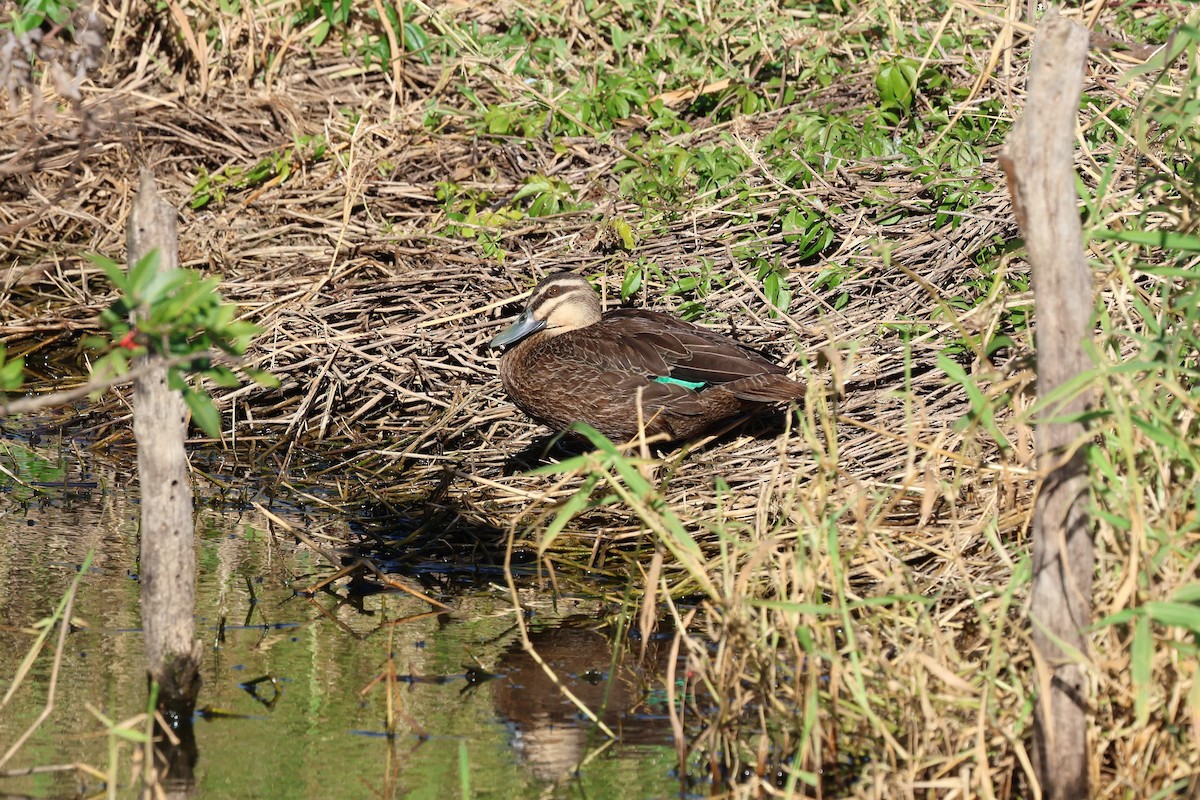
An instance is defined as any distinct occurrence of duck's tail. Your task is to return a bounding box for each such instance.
[722,374,808,404]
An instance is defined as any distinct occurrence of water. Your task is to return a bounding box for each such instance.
[0,441,685,799]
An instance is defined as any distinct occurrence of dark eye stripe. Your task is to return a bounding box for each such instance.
[532,294,570,317]
[528,276,594,317]
[532,281,583,307]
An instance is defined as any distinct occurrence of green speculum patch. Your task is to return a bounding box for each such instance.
[654,375,707,390]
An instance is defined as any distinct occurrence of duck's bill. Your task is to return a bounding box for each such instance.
[488,309,546,349]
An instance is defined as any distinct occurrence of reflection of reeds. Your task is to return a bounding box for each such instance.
[0,552,114,788]
[359,608,421,739]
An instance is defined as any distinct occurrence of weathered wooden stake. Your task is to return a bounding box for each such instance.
[999,11,1093,799]
[128,170,203,721]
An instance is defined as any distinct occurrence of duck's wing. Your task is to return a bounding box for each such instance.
[592,309,787,385]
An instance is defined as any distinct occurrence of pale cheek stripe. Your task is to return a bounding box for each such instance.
[533,291,594,327]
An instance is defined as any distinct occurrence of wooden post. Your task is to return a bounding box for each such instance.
[128,170,203,721]
[999,11,1093,799]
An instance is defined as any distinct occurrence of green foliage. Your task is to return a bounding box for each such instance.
[601,218,637,253]
[1131,24,1200,227]
[937,251,1030,351]
[2,0,76,35]
[618,259,660,302]
[613,141,694,211]
[84,251,276,438]
[1074,36,1200,742]
[549,73,652,136]
[911,134,995,228]
[0,343,24,394]
[435,182,518,261]
[511,175,579,217]
[435,176,584,258]
[876,57,919,120]
[814,261,851,311]
[190,135,328,210]
[481,104,544,138]
[756,259,792,319]
[1088,262,1200,491]
[367,2,433,66]
[293,0,434,64]
[1114,3,1184,45]
[618,258,726,319]
[689,143,752,198]
[304,0,351,41]
[1091,228,1200,252]
[664,259,723,320]
[726,244,795,319]
[781,203,837,261]
[1097,585,1200,728]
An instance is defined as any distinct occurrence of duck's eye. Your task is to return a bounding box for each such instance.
[544,286,563,298]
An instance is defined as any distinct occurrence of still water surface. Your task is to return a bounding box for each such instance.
[0,449,682,799]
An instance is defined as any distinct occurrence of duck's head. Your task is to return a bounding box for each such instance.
[488,273,602,349]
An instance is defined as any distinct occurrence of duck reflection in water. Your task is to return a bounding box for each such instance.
[490,617,675,783]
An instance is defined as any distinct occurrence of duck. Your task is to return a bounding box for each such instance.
[488,272,806,442]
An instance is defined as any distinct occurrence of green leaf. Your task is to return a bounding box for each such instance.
[937,352,1012,450]
[80,335,109,350]
[540,474,599,553]
[1092,507,1132,532]
[208,302,236,332]
[1130,414,1189,456]
[108,349,129,375]
[1171,584,1200,605]
[1132,612,1152,727]
[167,369,188,392]
[140,268,190,309]
[110,726,151,744]
[184,389,222,439]
[611,218,636,250]
[985,335,1015,356]
[0,355,24,391]
[403,23,429,63]
[1089,227,1200,252]
[244,368,281,389]
[1094,607,1139,628]
[512,178,553,204]
[204,366,241,388]
[311,19,331,46]
[1144,601,1200,632]
[620,265,642,300]
[221,319,261,339]
[85,252,130,294]
[89,351,129,393]
[128,250,161,297]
